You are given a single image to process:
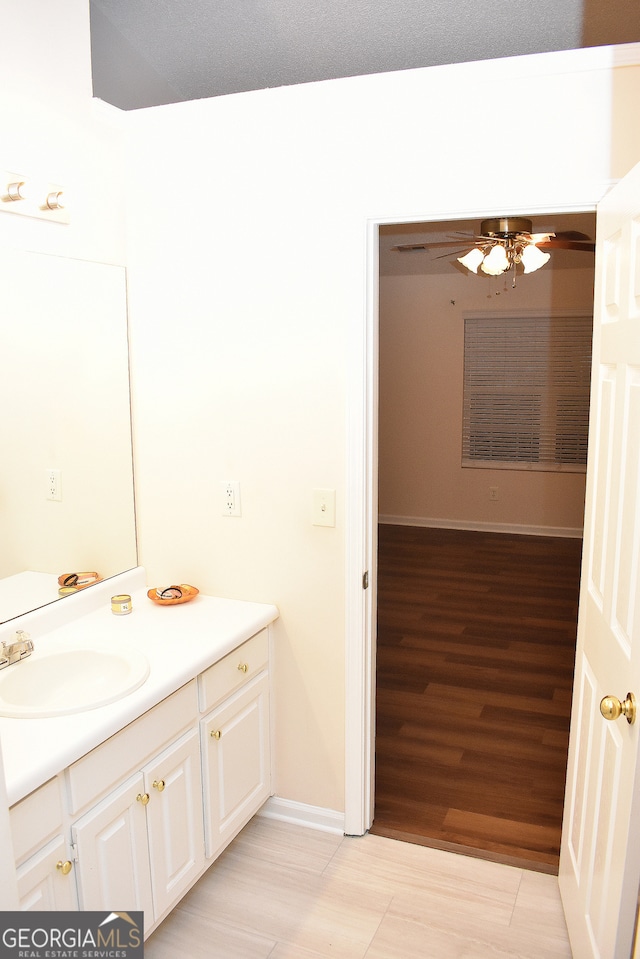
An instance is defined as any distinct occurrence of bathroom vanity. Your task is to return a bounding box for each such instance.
[0,569,278,938]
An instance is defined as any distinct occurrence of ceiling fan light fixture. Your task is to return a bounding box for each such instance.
[480,216,533,237]
[521,243,551,273]
[480,243,509,275]
[457,247,484,273]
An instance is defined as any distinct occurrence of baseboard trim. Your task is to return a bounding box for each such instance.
[258,796,345,835]
[378,514,583,539]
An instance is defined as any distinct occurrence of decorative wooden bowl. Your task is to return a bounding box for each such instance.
[57,571,102,589]
[147,584,199,606]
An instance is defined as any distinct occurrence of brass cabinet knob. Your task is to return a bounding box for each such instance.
[210,729,222,740]
[600,692,636,725]
[136,792,150,805]
[237,662,249,673]
[152,779,165,792]
[56,860,73,876]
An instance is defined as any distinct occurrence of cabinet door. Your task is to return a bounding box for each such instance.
[202,672,270,858]
[17,836,77,911]
[72,773,154,917]
[144,728,204,919]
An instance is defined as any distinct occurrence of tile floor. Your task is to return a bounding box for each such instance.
[144,816,573,958]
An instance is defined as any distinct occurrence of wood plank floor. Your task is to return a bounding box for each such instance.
[371,524,583,874]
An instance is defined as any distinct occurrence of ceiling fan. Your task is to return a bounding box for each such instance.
[392,217,595,278]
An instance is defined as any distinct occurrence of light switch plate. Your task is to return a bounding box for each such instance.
[312,489,336,527]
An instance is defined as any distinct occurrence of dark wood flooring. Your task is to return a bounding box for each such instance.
[371,524,583,874]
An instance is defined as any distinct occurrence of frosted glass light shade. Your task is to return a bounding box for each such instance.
[521,243,551,273]
[457,247,484,272]
[480,243,509,275]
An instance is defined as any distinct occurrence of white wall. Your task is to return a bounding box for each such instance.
[4,0,637,877]
[0,252,136,588]
[378,265,594,534]
[0,0,130,905]
[123,47,640,813]
[0,0,126,264]
[2,0,640,824]
[0,2,134,612]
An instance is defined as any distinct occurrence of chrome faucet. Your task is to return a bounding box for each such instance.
[0,630,34,669]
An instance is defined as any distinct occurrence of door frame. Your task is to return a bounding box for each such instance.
[344,193,610,838]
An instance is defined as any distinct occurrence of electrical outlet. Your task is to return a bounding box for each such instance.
[221,480,241,517]
[46,468,62,501]
[489,486,499,501]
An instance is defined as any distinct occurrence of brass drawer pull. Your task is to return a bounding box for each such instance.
[152,779,165,792]
[238,662,249,673]
[211,729,222,740]
[56,860,73,876]
[136,792,150,805]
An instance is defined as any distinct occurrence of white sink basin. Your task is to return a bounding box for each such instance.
[0,645,150,718]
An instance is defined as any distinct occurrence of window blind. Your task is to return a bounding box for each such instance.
[462,312,592,472]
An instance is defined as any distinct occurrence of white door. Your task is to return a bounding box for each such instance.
[201,673,270,859]
[559,160,640,959]
[16,837,77,911]
[144,729,204,918]
[72,773,154,916]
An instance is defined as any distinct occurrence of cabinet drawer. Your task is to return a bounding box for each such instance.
[198,630,268,712]
[67,680,198,815]
[10,777,64,865]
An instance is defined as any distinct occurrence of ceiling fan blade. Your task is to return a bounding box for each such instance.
[433,249,468,259]
[392,226,595,255]
[392,240,477,251]
[554,230,593,241]
[537,239,595,252]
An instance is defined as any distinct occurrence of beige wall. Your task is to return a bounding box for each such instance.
[0,0,130,907]
[379,266,595,533]
[0,1,126,265]
[0,252,136,586]
[1,0,640,825]
[124,48,640,815]
[0,1,135,611]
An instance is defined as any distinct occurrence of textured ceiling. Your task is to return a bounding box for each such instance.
[90,0,640,111]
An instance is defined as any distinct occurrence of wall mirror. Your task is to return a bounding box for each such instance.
[0,248,137,623]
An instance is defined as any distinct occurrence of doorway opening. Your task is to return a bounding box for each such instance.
[370,211,596,873]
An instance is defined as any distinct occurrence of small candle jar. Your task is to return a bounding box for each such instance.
[111,593,133,615]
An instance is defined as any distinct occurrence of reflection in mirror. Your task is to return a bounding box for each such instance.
[0,249,137,623]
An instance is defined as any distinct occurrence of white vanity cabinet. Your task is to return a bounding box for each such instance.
[7,620,274,935]
[10,776,77,911]
[143,728,205,916]
[71,772,154,916]
[72,728,204,920]
[201,674,270,858]
[199,629,270,859]
[68,680,204,924]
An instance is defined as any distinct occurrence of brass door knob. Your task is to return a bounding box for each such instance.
[238,663,249,673]
[152,779,165,792]
[136,792,150,805]
[600,693,636,725]
[56,860,73,876]
[211,729,222,740]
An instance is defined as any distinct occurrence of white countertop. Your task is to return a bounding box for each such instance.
[0,571,60,624]
[0,569,278,806]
